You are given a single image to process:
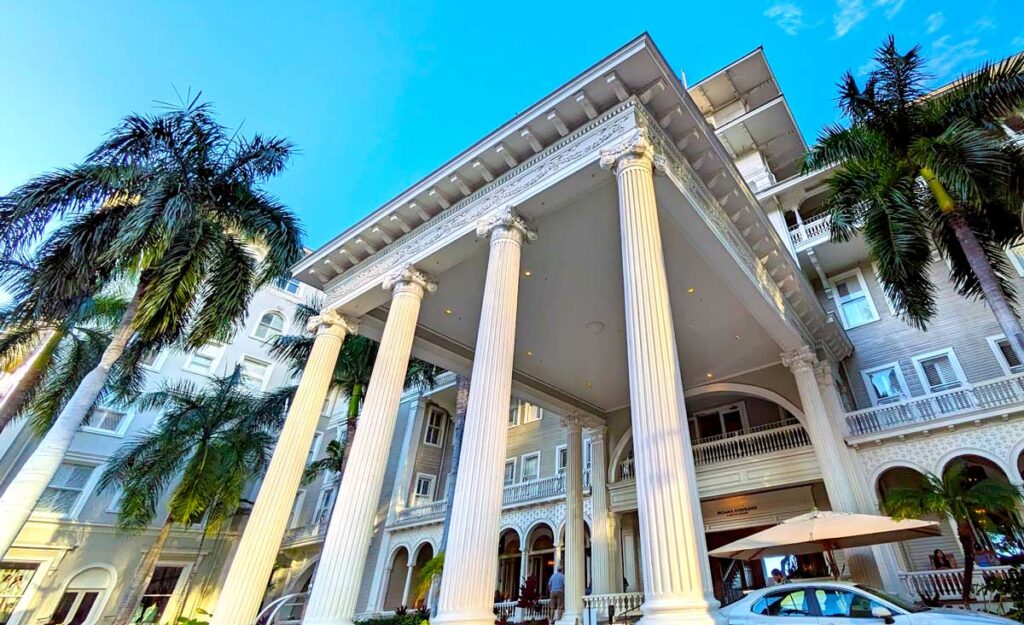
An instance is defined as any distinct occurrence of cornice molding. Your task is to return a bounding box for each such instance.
[476,205,538,243]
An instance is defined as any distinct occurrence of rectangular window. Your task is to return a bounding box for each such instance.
[81,406,127,434]
[274,277,302,295]
[556,445,568,475]
[183,342,225,376]
[0,563,40,621]
[862,363,907,405]
[988,335,1024,376]
[912,349,965,394]
[413,474,436,504]
[521,402,542,423]
[829,269,879,329]
[136,565,184,623]
[139,349,167,372]
[690,402,749,441]
[49,589,101,625]
[520,453,540,482]
[503,459,516,486]
[423,407,445,447]
[508,400,520,427]
[306,432,324,466]
[1008,245,1024,277]
[106,487,124,513]
[35,461,96,517]
[238,356,272,391]
[312,487,336,525]
[288,490,306,529]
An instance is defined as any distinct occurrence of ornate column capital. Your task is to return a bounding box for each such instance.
[476,205,537,244]
[306,308,359,336]
[813,360,836,387]
[382,264,438,298]
[585,424,607,444]
[599,128,655,174]
[560,412,586,433]
[780,345,817,374]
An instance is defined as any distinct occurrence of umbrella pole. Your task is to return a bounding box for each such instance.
[825,547,840,580]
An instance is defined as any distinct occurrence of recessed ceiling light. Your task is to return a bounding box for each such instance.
[444,308,453,315]
[586,381,593,387]
[523,270,532,277]
[687,287,696,294]
[705,373,714,379]
[734,335,741,340]
[526,351,534,356]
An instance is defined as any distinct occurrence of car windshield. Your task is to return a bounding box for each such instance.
[853,585,929,613]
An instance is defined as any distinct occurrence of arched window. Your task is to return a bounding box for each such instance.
[50,566,113,625]
[254,311,285,340]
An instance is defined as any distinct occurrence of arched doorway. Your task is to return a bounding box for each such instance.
[875,465,961,572]
[496,529,522,601]
[525,524,556,598]
[556,521,592,592]
[409,543,434,608]
[383,547,411,610]
[941,455,1023,564]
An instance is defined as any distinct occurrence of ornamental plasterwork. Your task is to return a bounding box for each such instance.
[476,205,538,241]
[854,419,1024,483]
[324,99,640,306]
[498,496,594,542]
[305,307,359,335]
[382,264,438,293]
[386,523,443,558]
[634,107,816,349]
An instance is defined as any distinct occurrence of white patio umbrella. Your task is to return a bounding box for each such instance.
[708,510,940,577]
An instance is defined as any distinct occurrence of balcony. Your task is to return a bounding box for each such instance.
[846,373,1024,438]
[280,522,328,549]
[788,212,832,251]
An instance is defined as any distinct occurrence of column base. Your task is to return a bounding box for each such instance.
[637,596,724,625]
[556,611,582,625]
[432,607,499,625]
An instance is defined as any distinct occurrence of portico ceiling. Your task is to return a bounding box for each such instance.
[365,164,783,415]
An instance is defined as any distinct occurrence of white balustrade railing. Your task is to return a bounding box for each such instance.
[846,373,1024,436]
[615,420,810,480]
[789,213,832,249]
[692,423,810,466]
[395,499,447,523]
[583,592,644,618]
[899,566,1012,602]
[503,475,566,506]
[253,592,308,625]
[280,523,327,547]
[494,600,518,622]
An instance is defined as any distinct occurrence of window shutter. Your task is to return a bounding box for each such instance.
[999,340,1022,369]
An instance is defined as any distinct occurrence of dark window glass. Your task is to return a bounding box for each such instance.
[752,590,810,616]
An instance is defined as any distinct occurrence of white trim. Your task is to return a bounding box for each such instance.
[870,261,899,316]
[689,400,750,440]
[910,347,967,394]
[306,431,325,466]
[288,489,307,529]
[104,486,124,514]
[0,556,52,625]
[508,400,521,428]
[413,472,436,503]
[828,267,880,329]
[1007,245,1024,277]
[138,561,194,623]
[238,354,274,391]
[422,406,446,447]
[519,451,541,482]
[139,349,169,372]
[251,308,288,342]
[271,277,305,300]
[182,342,226,377]
[860,361,910,406]
[987,334,1024,376]
[30,455,105,521]
[503,458,517,486]
[79,405,133,438]
[555,444,567,476]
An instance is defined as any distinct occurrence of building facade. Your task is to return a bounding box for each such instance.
[0,278,335,625]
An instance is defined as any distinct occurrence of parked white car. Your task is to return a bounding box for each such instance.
[719,581,1016,625]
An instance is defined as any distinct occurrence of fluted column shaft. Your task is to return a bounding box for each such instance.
[211,312,356,625]
[588,427,612,595]
[304,266,436,625]
[559,416,586,625]
[782,347,879,585]
[602,130,720,625]
[434,208,534,625]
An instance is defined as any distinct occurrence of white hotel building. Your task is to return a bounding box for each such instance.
[4,33,1024,625]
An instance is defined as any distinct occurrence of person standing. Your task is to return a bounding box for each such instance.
[549,567,565,621]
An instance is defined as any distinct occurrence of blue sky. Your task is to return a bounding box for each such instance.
[1,1,1021,251]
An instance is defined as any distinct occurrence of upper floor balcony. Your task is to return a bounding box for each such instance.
[845,371,1024,440]
[788,212,833,252]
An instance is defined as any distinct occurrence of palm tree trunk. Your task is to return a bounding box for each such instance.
[957,521,976,607]
[113,516,175,625]
[922,167,1024,365]
[0,328,63,434]
[0,285,141,558]
[430,375,470,616]
[947,211,1024,365]
[339,383,363,473]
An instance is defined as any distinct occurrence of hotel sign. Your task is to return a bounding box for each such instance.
[701,485,815,532]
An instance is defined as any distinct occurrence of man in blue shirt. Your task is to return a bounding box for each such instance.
[549,567,565,621]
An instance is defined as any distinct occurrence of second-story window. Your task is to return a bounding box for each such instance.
[829,269,879,329]
[254,311,285,341]
[862,363,907,405]
[183,342,225,376]
[556,446,567,475]
[503,459,516,486]
[520,453,540,482]
[989,335,1024,375]
[238,356,272,391]
[274,277,302,295]
[423,408,445,447]
[912,349,965,394]
[313,487,336,525]
[413,474,435,504]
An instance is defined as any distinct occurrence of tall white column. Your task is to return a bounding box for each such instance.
[559,415,586,625]
[814,360,904,592]
[402,563,415,607]
[433,207,535,625]
[211,310,357,625]
[588,427,613,596]
[303,265,437,625]
[601,128,720,625]
[781,346,881,585]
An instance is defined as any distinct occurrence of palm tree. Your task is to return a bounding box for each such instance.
[0,290,139,435]
[0,96,303,555]
[98,367,290,625]
[270,297,443,469]
[805,38,1024,361]
[303,439,345,485]
[883,461,1023,605]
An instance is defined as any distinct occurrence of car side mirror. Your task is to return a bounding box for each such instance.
[871,606,895,624]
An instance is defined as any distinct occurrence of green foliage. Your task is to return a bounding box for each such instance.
[99,366,291,533]
[303,439,346,485]
[0,95,303,354]
[804,37,1024,329]
[354,612,428,625]
[414,551,444,602]
[979,564,1024,621]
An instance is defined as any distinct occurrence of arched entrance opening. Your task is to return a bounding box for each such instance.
[941,455,1023,564]
[496,529,522,601]
[50,566,114,625]
[556,521,592,593]
[875,465,962,572]
[409,543,434,608]
[525,524,556,599]
[382,547,410,610]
